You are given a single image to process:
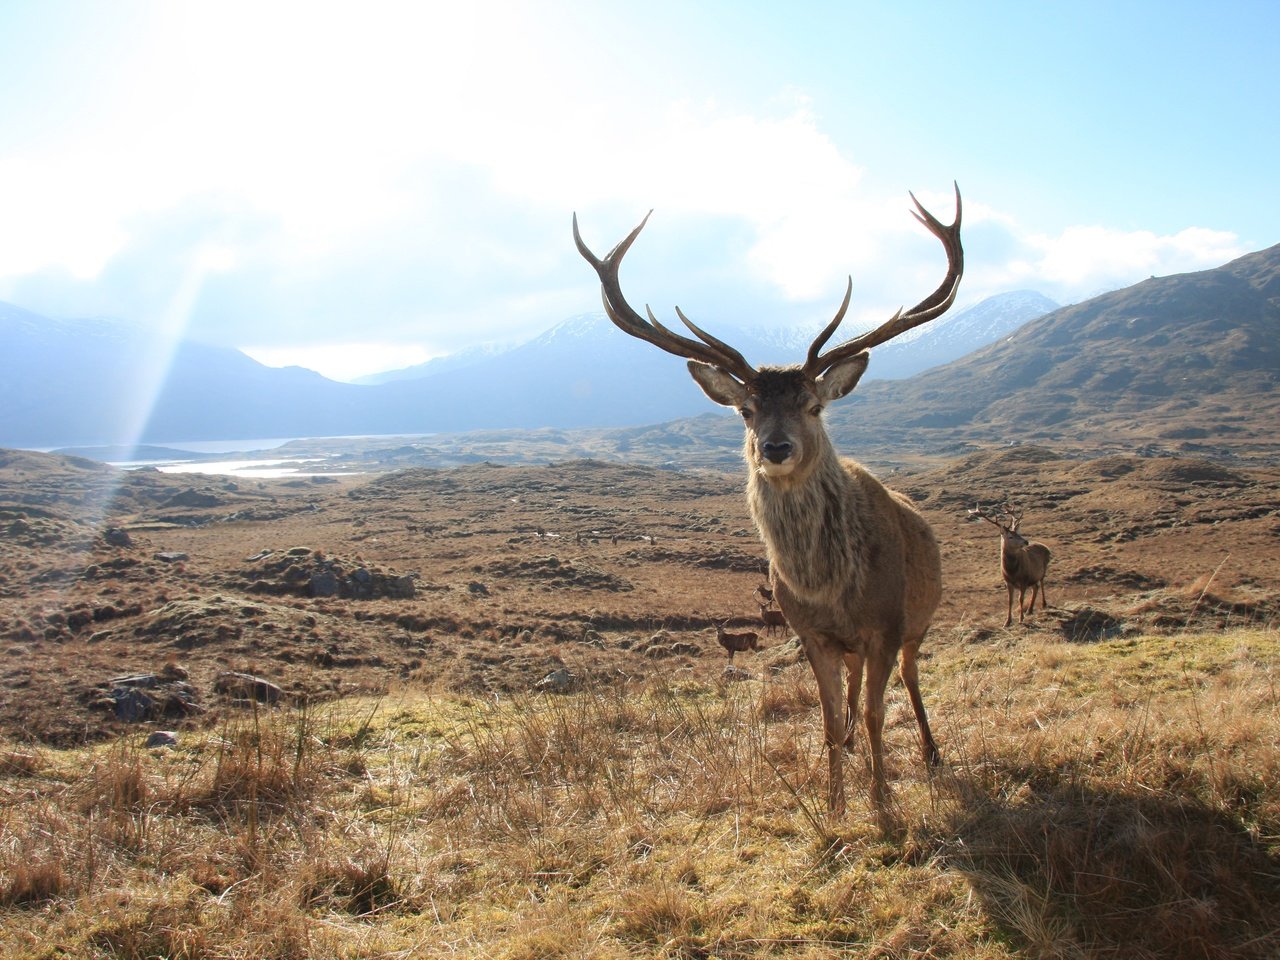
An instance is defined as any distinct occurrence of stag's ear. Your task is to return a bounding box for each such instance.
[815,351,870,402]
[688,361,748,407]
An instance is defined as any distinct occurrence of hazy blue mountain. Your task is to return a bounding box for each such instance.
[377,314,723,431]
[864,290,1059,380]
[30,245,1280,459]
[822,243,1280,457]
[0,307,368,448]
[351,341,511,385]
[355,292,1056,389]
[0,288,1101,449]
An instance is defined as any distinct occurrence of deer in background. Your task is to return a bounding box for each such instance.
[969,504,1052,627]
[758,602,788,637]
[715,620,760,661]
[575,185,963,813]
[755,581,787,635]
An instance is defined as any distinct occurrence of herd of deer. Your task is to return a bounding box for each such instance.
[575,184,1054,815]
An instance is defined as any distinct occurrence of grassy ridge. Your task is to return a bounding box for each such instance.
[2,629,1278,958]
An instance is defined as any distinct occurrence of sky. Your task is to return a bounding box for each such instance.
[1,1,1276,382]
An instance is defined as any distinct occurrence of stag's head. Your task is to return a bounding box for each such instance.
[573,188,963,485]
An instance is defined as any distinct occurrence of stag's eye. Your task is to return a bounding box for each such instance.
[739,407,754,421]
[809,405,823,417]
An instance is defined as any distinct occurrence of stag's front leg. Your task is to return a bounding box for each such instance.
[863,653,894,806]
[1004,584,1016,628]
[805,642,847,814]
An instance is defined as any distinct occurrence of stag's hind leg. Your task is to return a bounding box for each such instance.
[842,652,864,751]
[900,638,940,767]
[1023,583,1041,618]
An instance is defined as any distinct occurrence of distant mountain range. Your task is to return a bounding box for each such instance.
[8,236,1278,464]
[354,290,1058,387]
[314,244,1280,470]
[823,242,1280,462]
[0,289,1055,449]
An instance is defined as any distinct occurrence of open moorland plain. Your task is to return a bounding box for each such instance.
[2,442,1279,958]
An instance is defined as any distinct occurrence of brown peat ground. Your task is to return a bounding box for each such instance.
[2,445,1278,957]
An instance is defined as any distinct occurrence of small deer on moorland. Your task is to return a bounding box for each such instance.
[575,185,963,813]
[715,620,760,661]
[758,602,789,637]
[968,504,1052,627]
[754,583,776,607]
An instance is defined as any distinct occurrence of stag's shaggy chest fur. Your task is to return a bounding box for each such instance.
[747,447,941,652]
[747,454,868,609]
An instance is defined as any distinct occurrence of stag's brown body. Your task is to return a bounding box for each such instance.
[1001,539,1051,625]
[734,369,943,810]
[997,528,1051,627]
[575,185,962,814]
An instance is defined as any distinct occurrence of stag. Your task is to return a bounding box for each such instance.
[715,620,760,660]
[575,186,963,812]
[968,504,1051,627]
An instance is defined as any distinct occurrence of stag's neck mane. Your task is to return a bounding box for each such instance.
[745,437,867,606]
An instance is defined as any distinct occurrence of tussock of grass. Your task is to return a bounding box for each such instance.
[2,629,1279,958]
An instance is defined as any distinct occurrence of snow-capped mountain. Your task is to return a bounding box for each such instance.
[861,291,1060,380]
[352,340,512,385]
[0,288,1059,447]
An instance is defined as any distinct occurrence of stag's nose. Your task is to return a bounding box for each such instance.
[760,440,794,464]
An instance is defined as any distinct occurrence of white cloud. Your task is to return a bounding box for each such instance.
[0,1,1260,377]
[962,209,1244,308]
[1035,225,1243,286]
[243,341,436,383]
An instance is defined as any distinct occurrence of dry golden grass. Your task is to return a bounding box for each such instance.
[2,628,1278,958]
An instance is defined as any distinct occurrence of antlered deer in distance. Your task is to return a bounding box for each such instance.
[574,185,963,814]
[969,504,1052,627]
[715,620,760,661]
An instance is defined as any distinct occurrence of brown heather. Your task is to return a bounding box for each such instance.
[5,445,1280,956]
[2,627,1278,958]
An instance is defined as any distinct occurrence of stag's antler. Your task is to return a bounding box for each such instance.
[1004,503,1025,532]
[969,502,1029,534]
[967,504,1006,529]
[803,184,964,378]
[574,184,962,383]
[572,212,756,382]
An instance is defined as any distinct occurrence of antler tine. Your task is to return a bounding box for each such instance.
[672,306,754,372]
[971,503,1023,533]
[804,183,964,377]
[803,277,854,372]
[1005,501,1025,529]
[573,212,756,381]
[968,504,998,526]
